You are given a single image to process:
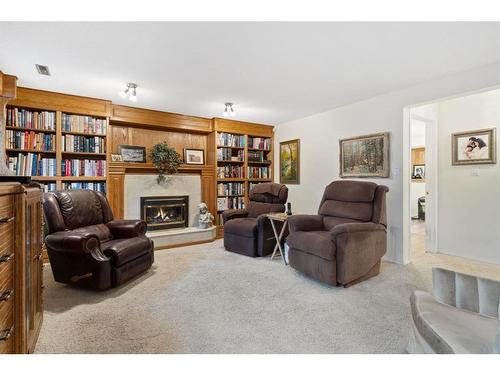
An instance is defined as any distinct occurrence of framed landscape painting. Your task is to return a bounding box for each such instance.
[280,139,300,184]
[339,132,390,178]
[451,128,496,165]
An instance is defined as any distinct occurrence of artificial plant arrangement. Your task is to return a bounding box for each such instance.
[149,141,183,183]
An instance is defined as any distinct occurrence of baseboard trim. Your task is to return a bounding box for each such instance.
[153,238,217,251]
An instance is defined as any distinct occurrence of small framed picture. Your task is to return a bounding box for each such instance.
[412,164,425,179]
[118,145,146,163]
[111,154,123,162]
[280,139,300,184]
[452,128,496,165]
[184,148,205,165]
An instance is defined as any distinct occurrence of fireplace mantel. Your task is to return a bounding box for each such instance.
[108,162,215,220]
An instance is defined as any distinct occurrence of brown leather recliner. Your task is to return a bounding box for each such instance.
[223,183,288,257]
[286,180,389,287]
[43,189,154,290]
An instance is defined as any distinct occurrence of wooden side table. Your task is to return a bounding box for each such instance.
[266,212,289,265]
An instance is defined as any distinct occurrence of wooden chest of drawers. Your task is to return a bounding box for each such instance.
[0,183,21,354]
[0,182,43,354]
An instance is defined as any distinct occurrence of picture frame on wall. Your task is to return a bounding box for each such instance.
[451,128,496,165]
[111,154,123,162]
[280,139,300,184]
[184,148,205,165]
[412,164,425,179]
[118,145,147,163]
[339,132,390,178]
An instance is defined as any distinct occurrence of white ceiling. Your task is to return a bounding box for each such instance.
[1,22,500,124]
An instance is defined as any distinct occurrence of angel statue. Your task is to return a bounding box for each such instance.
[198,202,214,229]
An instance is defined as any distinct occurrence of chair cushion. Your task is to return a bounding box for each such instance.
[102,236,152,267]
[411,290,500,354]
[319,200,373,222]
[224,218,258,238]
[322,180,377,202]
[54,190,105,229]
[286,230,336,261]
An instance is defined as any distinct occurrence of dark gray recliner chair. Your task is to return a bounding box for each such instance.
[286,180,389,287]
[223,183,288,257]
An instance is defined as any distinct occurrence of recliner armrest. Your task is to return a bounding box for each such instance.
[45,231,101,254]
[288,214,324,232]
[330,222,386,240]
[107,220,146,238]
[223,209,248,223]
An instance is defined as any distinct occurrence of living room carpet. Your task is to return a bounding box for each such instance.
[34,239,497,354]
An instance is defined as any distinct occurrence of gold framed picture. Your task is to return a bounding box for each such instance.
[451,128,496,165]
[280,139,300,184]
[339,132,390,178]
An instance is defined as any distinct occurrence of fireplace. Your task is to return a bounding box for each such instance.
[140,195,189,231]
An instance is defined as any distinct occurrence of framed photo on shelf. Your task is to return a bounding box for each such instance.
[280,139,300,184]
[118,145,146,163]
[339,132,390,178]
[451,128,496,165]
[184,148,205,165]
[412,164,425,180]
[111,154,123,162]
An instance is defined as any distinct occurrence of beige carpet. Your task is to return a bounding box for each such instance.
[35,237,500,354]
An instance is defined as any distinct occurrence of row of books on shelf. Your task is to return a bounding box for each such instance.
[62,135,106,153]
[39,182,106,193]
[63,182,106,193]
[7,154,57,177]
[6,108,56,130]
[247,166,270,179]
[41,183,57,192]
[248,137,271,150]
[248,150,270,162]
[217,148,245,161]
[217,132,245,148]
[61,159,106,177]
[62,113,107,135]
[217,182,244,196]
[6,130,55,152]
[217,165,244,179]
[217,197,245,211]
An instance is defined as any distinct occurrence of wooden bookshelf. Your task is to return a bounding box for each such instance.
[208,118,274,238]
[6,89,111,193]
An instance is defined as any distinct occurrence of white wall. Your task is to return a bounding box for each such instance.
[436,89,500,264]
[274,61,500,264]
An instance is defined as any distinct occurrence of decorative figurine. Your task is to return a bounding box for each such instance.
[198,202,214,229]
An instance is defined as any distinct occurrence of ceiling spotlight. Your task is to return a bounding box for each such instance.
[222,102,236,117]
[119,83,138,102]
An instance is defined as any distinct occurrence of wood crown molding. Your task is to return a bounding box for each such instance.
[212,117,274,137]
[10,87,111,117]
[111,104,213,134]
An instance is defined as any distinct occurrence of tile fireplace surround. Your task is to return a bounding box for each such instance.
[124,174,215,248]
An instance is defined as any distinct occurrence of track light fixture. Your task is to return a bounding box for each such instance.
[119,83,138,102]
[222,102,236,117]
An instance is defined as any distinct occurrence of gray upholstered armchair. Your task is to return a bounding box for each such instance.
[286,180,389,287]
[408,268,500,354]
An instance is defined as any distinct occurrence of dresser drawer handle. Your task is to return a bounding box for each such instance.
[0,216,14,224]
[0,253,14,263]
[0,326,13,341]
[0,290,13,302]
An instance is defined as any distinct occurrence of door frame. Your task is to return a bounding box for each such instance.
[402,108,438,264]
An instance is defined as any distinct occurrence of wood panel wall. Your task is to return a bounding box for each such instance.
[110,125,207,162]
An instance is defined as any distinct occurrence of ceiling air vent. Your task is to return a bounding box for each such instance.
[35,64,51,76]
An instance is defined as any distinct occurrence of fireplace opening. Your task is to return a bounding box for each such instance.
[140,195,189,231]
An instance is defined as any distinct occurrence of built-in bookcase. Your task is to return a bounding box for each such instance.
[6,105,108,193]
[208,119,274,237]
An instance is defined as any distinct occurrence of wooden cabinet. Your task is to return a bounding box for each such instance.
[0,182,22,354]
[0,182,43,354]
[22,186,44,353]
